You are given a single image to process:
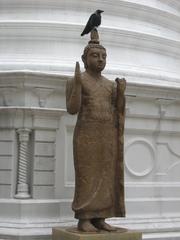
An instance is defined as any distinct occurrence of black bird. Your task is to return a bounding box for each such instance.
[81,10,104,36]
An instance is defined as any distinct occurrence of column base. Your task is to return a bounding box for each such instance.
[14,193,31,199]
[15,183,31,199]
[52,227,142,240]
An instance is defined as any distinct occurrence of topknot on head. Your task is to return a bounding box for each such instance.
[88,28,100,44]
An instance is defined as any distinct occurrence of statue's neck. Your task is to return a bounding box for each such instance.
[86,69,102,79]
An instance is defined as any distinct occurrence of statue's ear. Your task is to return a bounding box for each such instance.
[81,54,85,63]
[81,54,87,69]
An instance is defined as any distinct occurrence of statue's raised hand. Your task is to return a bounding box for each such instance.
[74,62,82,86]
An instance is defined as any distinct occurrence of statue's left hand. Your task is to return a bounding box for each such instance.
[115,78,126,93]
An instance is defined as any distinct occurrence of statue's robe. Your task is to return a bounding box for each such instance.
[66,72,125,219]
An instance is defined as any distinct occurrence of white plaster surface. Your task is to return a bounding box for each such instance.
[0,0,180,239]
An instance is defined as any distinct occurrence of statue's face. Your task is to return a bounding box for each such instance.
[86,48,106,73]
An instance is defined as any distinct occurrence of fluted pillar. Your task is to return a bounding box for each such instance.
[15,128,31,199]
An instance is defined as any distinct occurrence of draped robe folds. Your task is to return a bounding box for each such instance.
[66,72,125,219]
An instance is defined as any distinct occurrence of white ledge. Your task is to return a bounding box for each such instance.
[0,106,67,115]
[0,21,179,60]
[1,0,180,19]
[0,70,180,90]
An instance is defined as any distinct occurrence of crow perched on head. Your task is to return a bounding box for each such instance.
[81,10,104,36]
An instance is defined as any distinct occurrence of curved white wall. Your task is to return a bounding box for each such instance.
[0,0,179,86]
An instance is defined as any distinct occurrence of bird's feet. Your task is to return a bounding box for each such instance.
[91,218,118,232]
[93,27,98,32]
[78,219,99,232]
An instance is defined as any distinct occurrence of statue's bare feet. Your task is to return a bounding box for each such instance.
[91,218,117,232]
[78,219,99,232]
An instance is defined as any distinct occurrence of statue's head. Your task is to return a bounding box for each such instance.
[82,44,106,72]
[81,29,107,73]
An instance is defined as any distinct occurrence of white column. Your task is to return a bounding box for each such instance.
[15,128,32,199]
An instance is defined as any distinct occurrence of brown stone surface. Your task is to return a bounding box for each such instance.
[52,227,142,240]
[66,29,126,231]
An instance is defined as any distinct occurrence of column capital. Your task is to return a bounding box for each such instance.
[16,128,31,142]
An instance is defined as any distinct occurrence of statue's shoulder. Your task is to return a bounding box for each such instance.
[81,72,89,86]
[100,76,115,95]
[102,76,114,88]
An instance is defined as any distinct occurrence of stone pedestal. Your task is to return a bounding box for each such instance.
[52,228,142,240]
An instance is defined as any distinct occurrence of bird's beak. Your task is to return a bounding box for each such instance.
[99,10,104,13]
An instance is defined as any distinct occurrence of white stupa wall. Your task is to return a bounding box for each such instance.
[0,1,180,239]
